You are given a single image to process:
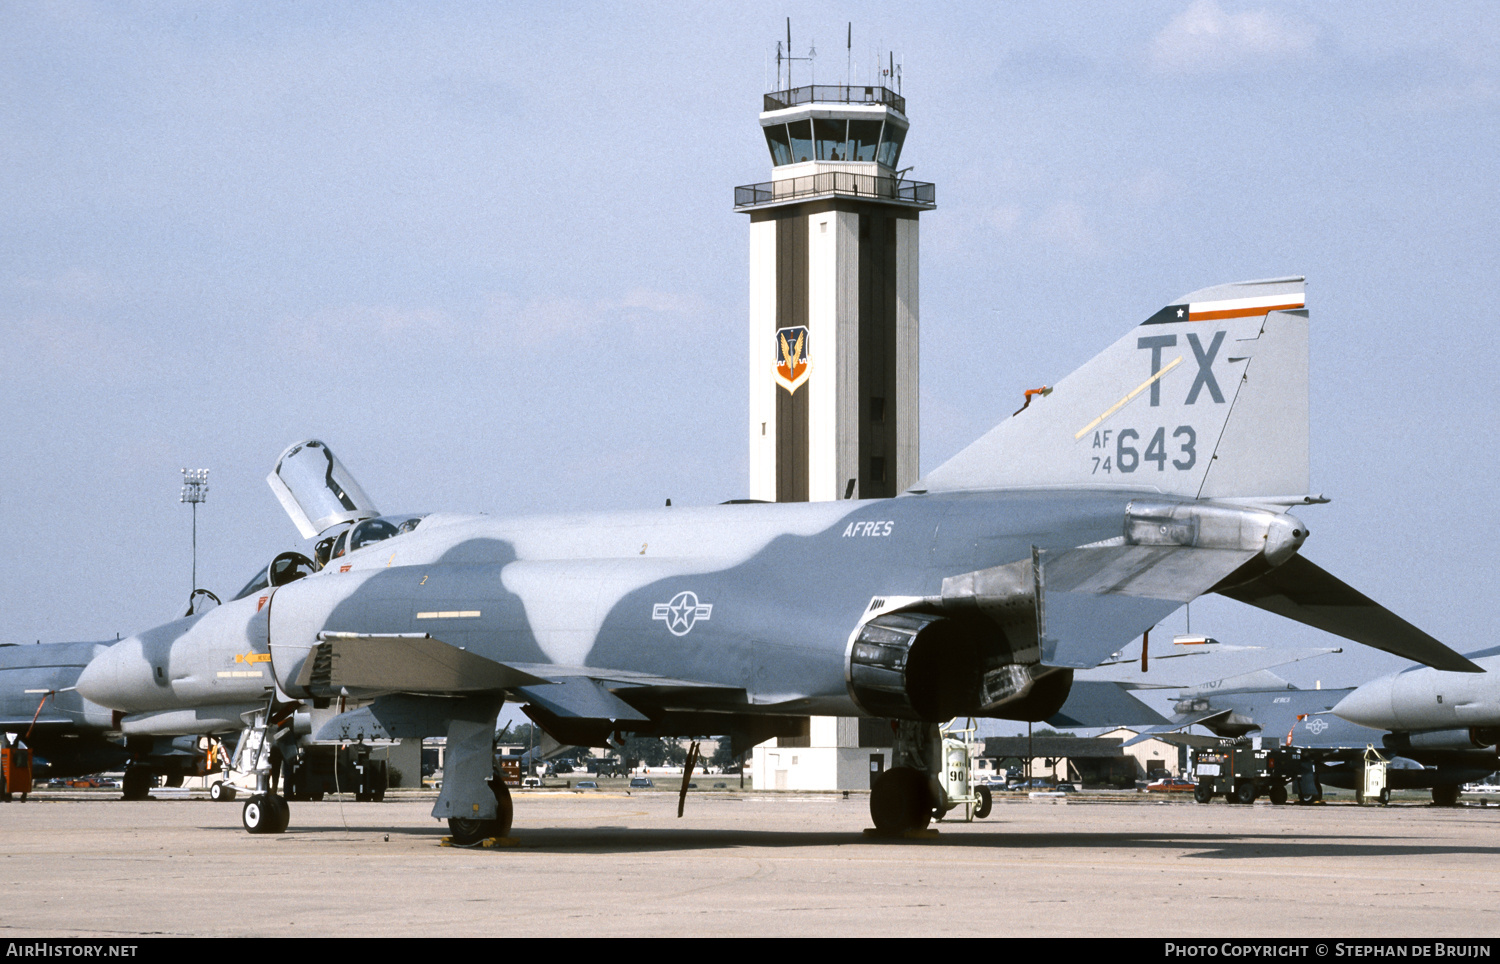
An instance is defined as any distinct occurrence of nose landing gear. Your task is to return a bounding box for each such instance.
[243,793,290,834]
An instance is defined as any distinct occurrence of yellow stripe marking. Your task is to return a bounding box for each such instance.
[415,611,481,619]
[1074,356,1183,440]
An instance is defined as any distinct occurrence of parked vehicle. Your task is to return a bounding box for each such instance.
[1147,776,1197,793]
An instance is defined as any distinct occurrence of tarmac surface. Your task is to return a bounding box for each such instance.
[4,788,1500,938]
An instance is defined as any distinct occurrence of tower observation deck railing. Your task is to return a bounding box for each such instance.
[763,85,905,115]
[734,171,936,211]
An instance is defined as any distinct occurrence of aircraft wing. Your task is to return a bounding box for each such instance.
[299,631,750,746]
[1214,555,1481,673]
[1124,686,1358,746]
[300,632,740,704]
[298,633,553,694]
[1081,644,1342,690]
[1046,681,1171,729]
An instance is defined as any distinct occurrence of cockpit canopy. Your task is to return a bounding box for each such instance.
[267,439,379,539]
[323,514,427,565]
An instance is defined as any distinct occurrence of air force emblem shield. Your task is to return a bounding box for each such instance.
[774,326,811,394]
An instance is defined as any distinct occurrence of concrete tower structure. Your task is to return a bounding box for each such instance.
[736,83,936,503]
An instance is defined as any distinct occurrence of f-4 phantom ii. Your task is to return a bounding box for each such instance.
[75,277,1480,840]
[1328,647,1500,801]
[0,640,213,799]
[1124,671,1499,805]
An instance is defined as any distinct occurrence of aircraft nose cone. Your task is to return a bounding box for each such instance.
[1332,676,1395,729]
[75,637,153,712]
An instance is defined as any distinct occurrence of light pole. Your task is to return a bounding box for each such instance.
[180,468,209,596]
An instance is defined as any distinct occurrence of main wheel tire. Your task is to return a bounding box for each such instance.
[1270,783,1288,806]
[446,778,514,844]
[121,767,153,801]
[1433,784,1461,807]
[974,784,993,819]
[1194,782,1214,804]
[869,766,934,834]
[1234,782,1258,805]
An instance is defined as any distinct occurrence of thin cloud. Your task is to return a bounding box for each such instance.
[1150,1,1318,74]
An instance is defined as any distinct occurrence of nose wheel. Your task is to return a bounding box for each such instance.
[243,794,290,834]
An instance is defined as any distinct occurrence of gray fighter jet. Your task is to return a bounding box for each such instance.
[1331,647,1500,801]
[75,277,1480,839]
[1127,669,1496,804]
[0,640,211,798]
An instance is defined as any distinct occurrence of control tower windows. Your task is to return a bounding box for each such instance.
[764,124,792,166]
[877,124,906,169]
[759,115,905,168]
[787,120,813,164]
[814,119,848,161]
[847,120,882,162]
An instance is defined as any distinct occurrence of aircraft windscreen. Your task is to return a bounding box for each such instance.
[231,551,318,601]
[231,566,271,602]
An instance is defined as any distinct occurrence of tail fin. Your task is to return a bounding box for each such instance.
[919,277,1309,500]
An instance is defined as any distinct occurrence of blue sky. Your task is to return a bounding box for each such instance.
[2,2,1496,701]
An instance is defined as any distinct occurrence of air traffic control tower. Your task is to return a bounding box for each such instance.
[735,83,936,503]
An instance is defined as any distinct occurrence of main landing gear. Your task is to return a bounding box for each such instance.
[869,767,937,833]
[868,722,949,835]
[446,779,514,845]
[434,702,513,845]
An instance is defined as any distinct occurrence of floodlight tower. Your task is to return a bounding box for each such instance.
[180,468,209,595]
[735,52,935,502]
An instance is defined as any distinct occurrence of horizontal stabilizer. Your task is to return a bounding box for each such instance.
[1122,709,1234,746]
[299,633,551,695]
[1138,731,1234,750]
[1047,682,1170,729]
[1214,556,1481,673]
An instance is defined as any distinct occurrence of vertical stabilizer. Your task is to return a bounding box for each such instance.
[920,278,1308,500]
